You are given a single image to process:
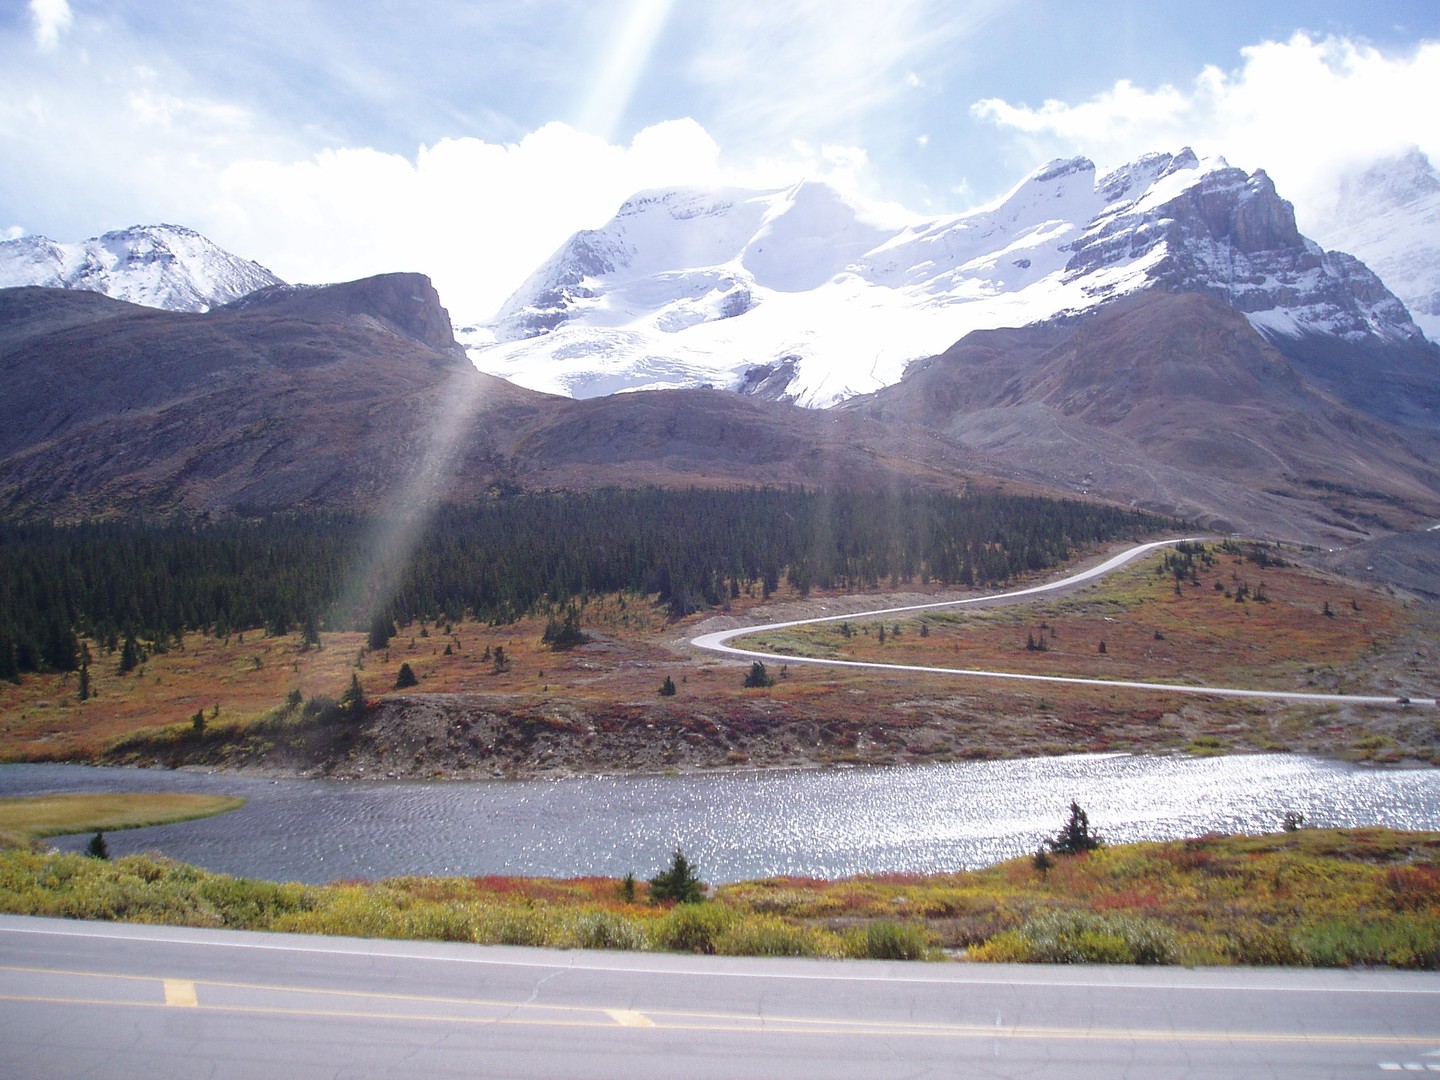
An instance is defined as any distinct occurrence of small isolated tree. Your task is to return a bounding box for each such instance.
[86,831,109,860]
[1048,801,1102,856]
[340,673,366,718]
[1032,845,1054,877]
[743,660,773,688]
[285,688,303,710]
[620,872,636,902]
[191,708,206,735]
[659,675,677,697]
[395,662,419,689]
[649,849,704,905]
[492,645,508,673]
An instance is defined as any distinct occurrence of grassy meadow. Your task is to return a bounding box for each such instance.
[0,826,1436,968]
[0,792,245,848]
[1,541,1435,775]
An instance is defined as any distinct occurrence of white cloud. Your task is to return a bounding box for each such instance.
[211,118,848,321]
[28,0,72,52]
[0,13,860,323]
[970,33,1440,232]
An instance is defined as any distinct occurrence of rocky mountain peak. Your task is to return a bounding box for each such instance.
[0,224,283,312]
[223,272,460,354]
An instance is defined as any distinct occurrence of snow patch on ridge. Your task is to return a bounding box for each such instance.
[0,225,284,312]
[469,148,1429,406]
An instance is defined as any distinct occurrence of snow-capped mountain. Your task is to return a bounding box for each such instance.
[0,224,283,312]
[471,149,1427,407]
[1311,148,1440,344]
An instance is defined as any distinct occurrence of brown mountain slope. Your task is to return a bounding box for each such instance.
[0,279,1026,519]
[0,279,547,517]
[845,291,1440,544]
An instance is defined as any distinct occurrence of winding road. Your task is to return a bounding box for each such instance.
[692,538,1436,708]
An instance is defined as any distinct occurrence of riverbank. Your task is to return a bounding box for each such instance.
[0,792,244,848]
[2,826,1436,968]
[5,541,1437,778]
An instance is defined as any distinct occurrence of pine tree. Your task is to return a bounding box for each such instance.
[395,662,418,689]
[86,832,109,860]
[340,673,366,718]
[743,661,773,688]
[118,632,141,675]
[541,605,589,650]
[0,635,18,684]
[659,675,677,696]
[649,849,703,904]
[1048,801,1102,856]
[367,613,395,651]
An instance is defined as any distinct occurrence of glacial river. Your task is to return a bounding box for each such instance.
[4,755,1438,884]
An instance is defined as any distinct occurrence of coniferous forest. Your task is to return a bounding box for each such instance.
[0,487,1170,681]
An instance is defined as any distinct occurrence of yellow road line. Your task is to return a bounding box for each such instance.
[163,979,197,1007]
[0,991,1435,1046]
[3,965,1436,1046]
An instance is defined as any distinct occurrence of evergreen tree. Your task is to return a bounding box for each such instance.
[340,673,367,718]
[117,633,142,675]
[541,605,589,650]
[301,612,322,649]
[0,635,18,684]
[649,849,703,904]
[743,661,773,688]
[1048,801,1102,856]
[659,675,677,696]
[86,832,109,860]
[395,662,418,689]
[367,613,395,651]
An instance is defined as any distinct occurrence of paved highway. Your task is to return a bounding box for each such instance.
[2,916,1437,1078]
[693,538,1438,707]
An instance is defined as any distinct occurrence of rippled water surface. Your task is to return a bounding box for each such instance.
[5,756,1437,883]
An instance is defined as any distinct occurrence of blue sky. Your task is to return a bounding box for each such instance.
[2,0,1437,319]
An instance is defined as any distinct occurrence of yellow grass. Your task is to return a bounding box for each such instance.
[0,793,245,847]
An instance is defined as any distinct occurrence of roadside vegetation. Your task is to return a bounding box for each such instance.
[1,822,1435,968]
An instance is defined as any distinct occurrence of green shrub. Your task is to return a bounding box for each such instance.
[846,920,931,961]
[652,903,736,953]
[1296,917,1440,969]
[713,914,840,958]
[470,905,556,947]
[974,909,1177,965]
[1220,923,1307,966]
[561,909,649,951]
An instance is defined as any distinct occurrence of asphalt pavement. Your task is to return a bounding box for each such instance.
[2,915,1438,1079]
